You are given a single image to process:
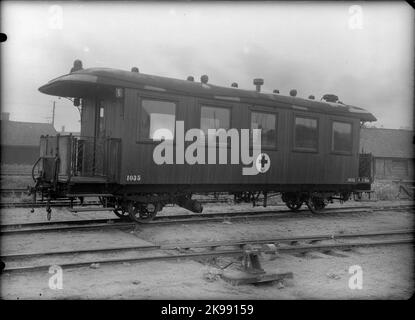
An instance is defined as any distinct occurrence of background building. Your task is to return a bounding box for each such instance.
[360,127,414,180]
[1,112,57,165]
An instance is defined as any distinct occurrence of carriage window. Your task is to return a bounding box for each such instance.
[140,99,176,140]
[251,112,277,147]
[98,105,105,138]
[294,116,318,150]
[200,106,230,142]
[332,121,352,153]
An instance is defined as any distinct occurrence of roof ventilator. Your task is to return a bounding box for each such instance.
[321,94,339,103]
[201,75,209,84]
[70,60,83,73]
[253,78,264,92]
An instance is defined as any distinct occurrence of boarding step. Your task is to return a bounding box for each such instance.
[68,207,116,213]
[66,193,114,198]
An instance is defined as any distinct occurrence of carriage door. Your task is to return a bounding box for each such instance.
[359,153,373,183]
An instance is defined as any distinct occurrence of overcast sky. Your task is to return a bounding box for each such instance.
[1,1,413,132]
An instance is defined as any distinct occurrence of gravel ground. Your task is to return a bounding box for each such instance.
[1,246,413,299]
[0,200,413,299]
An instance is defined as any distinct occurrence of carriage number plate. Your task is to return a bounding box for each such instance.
[126,174,141,182]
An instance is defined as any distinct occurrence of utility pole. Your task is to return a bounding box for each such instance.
[52,101,56,128]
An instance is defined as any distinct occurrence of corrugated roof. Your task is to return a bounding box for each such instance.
[39,68,377,122]
[1,120,57,146]
[360,128,414,159]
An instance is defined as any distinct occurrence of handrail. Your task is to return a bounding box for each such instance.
[38,135,121,181]
[31,157,42,182]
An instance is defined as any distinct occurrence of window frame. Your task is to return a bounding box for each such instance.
[198,101,233,148]
[330,119,354,156]
[136,93,178,144]
[292,113,320,153]
[391,159,409,177]
[249,107,278,151]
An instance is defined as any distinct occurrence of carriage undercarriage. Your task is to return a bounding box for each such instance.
[29,169,367,222]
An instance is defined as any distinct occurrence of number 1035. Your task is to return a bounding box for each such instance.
[126,174,141,182]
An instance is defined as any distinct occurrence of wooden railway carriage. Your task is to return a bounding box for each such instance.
[31,61,376,221]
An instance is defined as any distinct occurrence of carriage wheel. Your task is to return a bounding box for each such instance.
[285,200,303,212]
[113,208,130,220]
[99,197,129,220]
[128,202,158,223]
[306,197,327,214]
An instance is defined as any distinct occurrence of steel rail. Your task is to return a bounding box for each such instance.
[0,188,28,193]
[160,229,414,250]
[0,173,32,177]
[3,228,411,259]
[1,204,414,235]
[2,231,413,273]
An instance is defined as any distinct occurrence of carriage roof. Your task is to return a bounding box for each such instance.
[39,67,377,122]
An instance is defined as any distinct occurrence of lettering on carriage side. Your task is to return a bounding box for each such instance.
[126,174,141,182]
[48,265,63,290]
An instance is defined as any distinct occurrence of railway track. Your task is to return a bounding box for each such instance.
[2,229,413,273]
[0,173,32,177]
[1,204,413,235]
[0,188,29,194]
